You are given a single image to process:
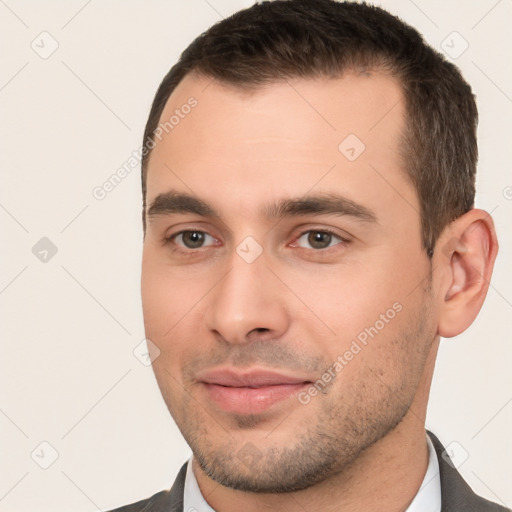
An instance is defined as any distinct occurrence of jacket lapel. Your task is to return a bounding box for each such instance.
[167,461,187,512]
[427,431,509,511]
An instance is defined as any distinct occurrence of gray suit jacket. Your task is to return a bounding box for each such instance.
[107,432,510,511]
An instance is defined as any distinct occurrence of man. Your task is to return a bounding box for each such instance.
[110,1,508,510]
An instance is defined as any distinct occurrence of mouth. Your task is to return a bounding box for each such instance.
[196,367,312,415]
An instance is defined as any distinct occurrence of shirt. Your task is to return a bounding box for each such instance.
[182,434,441,512]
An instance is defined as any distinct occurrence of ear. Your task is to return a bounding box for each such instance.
[435,209,499,338]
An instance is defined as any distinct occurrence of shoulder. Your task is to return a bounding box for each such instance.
[106,489,172,512]
[105,461,188,512]
[427,431,511,512]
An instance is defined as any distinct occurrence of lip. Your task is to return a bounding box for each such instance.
[197,367,312,415]
[197,367,311,387]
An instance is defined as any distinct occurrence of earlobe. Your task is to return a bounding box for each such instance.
[436,210,498,338]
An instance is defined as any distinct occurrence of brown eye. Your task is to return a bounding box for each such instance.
[308,232,332,249]
[296,230,344,250]
[179,231,207,248]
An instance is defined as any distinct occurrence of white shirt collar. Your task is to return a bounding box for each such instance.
[404,434,442,512]
[183,434,441,512]
[183,455,216,512]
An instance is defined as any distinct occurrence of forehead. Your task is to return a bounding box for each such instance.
[152,69,405,154]
[145,71,416,226]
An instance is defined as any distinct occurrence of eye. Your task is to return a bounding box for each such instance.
[295,230,346,250]
[169,230,217,249]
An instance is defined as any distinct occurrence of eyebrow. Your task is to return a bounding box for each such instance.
[147,190,378,224]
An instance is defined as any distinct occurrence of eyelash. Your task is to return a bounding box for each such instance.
[162,228,350,252]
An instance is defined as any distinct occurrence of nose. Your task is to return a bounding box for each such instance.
[204,251,291,345]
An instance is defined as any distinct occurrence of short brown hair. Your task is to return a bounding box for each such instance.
[141,0,478,258]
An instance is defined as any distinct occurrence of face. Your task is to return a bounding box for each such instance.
[141,71,438,492]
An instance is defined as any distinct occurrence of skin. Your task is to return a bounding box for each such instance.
[141,71,498,512]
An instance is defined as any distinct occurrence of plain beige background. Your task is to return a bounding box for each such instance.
[1,0,511,510]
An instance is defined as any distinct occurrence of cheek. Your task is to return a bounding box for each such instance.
[283,249,429,381]
[141,249,220,379]
[323,297,432,411]
[141,248,201,332]
[285,258,409,340]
